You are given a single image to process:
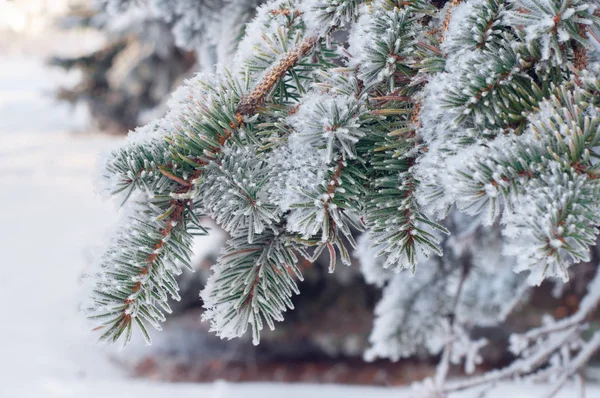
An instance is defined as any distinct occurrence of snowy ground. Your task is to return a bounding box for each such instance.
[0,55,123,396]
[0,36,597,398]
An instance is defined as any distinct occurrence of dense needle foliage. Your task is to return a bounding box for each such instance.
[89,0,600,395]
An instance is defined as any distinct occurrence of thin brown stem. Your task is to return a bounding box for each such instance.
[236,36,317,115]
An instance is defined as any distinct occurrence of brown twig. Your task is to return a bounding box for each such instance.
[440,0,463,43]
[236,36,317,116]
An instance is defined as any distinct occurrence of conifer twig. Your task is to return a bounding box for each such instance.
[236,36,317,115]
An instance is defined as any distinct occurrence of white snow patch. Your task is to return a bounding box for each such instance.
[0,56,124,393]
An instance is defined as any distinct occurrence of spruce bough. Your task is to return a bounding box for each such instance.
[91,0,600,395]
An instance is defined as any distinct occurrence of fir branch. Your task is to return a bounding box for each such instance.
[90,2,600,387]
[87,194,202,345]
[443,38,544,128]
[507,0,600,63]
[200,145,280,243]
[443,0,509,53]
[99,124,178,201]
[236,36,317,115]
[201,227,303,345]
[90,72,249,343]
[306,0,364,30]
[364,90,447,271]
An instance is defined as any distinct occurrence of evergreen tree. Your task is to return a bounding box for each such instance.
[88,0,600,395]
[103,0,265,71]
[50,3,196,132]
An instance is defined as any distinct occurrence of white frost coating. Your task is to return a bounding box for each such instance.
[365,210,529,362]
[84,189,196,344]
[268,135,326,213]
[453,224,528,325]
[201,230,301,346]
[90,0,600,392]
[95,71,231,204]
[105,0,263,71]
[94,121,170,202]
[163,71,223,124]
[413,45,480,216]
[365,257,452,362]
[449,135,520,222]
[445,324,487,376]
[419,57,600,284]
[460,260,528,323]
[267,89,365,246]
[346,2,370,65]
[347,1,414,87]
[510,268,600,357]
[298,0,359,37]
[288,92,363,163]
[438,269,600,394]
[506,0,598,62]
[450,81,600,285]
[504,166,599,285]
[440,0,477,53]
[355,233,394,288]
[233,0,299,74]
[413,140,459,218]
[443,0,509,54]
[200,145,280,243]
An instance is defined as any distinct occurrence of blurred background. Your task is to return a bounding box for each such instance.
[0,1,598,397]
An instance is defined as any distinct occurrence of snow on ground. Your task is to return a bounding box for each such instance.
[0,55,124,395]
[0,37,597,398]
[6,379,598,398]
